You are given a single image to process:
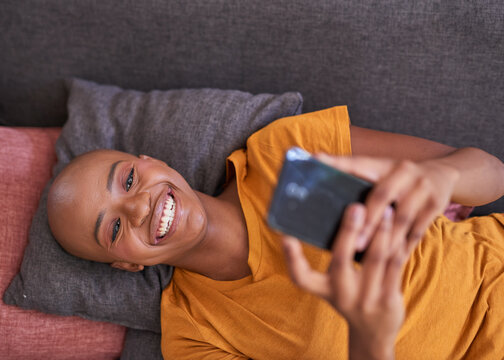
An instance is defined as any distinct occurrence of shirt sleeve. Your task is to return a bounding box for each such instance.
[245,105,352,159]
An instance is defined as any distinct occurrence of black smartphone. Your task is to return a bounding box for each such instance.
[267,147,372,261]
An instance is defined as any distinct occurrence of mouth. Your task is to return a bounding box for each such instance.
[152,187,178,245]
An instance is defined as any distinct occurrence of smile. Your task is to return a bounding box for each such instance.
[157,194,176,238]
[151,187,179,245]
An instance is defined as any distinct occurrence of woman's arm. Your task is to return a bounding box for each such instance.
[350,126,456,161]
[350,125,504,206]
[283,127,503,359]
[344,125,504,250]
[427,147,504,206]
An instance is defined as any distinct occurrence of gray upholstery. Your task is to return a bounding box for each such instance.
[1,0,502,214]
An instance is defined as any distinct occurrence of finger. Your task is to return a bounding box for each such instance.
[282,236,332,299]
[389,180,431,254]
[331,204,366,269]
[328,204,365,305]
[315,154,395,252]
[382,249,407,308]
[360,207,394,305]
[361,160,418,242]
[386,252,405,293]
[403,200,440,255]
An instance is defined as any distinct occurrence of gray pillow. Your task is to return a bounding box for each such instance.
[121,328,163,360]
[3,78,303,333]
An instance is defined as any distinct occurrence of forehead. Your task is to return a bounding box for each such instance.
[75,150,133,172]
[68,151,132,213]
[65,152,126,198]
[56,151,132,257]
[64,150,139,192]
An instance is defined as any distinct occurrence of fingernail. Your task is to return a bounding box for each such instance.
[352,204,365,224]
[283,236,294,247]
[356,234,367,249]
[283,236,299,251]
[384,206,394,219]
[315,153,330,160]
[282,238,293,254]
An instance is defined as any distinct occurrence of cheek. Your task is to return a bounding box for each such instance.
[176,201,207,253]
[140,160,174,177]
[114,234,149,262]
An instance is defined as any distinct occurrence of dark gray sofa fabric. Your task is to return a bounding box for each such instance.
[1,0,503,214]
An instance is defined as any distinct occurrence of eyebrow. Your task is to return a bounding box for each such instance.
[107,160,122,192]
[94,211,105,246]
[94,160,123,246]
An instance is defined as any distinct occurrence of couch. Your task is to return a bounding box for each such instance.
[1,1,503,359]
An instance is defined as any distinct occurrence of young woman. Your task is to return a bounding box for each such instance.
[47,106,504,359]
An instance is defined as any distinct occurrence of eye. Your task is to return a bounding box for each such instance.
[126,168,134,191]
[112,218,121,243]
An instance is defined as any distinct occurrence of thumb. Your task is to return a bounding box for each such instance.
[315,154,393,183]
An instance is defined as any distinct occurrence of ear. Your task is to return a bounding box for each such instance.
[110,261,145,272]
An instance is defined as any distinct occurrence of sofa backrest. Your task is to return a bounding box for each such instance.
[1,0,502,213]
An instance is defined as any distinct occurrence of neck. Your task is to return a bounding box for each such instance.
[175,178,250,281]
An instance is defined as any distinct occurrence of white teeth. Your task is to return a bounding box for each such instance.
[157,195,176,238]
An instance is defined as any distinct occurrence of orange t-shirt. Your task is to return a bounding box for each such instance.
[160,106,504,359]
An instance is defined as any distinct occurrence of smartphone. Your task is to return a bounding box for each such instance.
[267,147,372,261]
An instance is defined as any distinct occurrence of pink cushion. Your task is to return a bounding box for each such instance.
[0,127,125,359]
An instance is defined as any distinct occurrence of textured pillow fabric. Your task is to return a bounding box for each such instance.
[120,329,163,360]
[3,78,303,333]
[0,127,125,360]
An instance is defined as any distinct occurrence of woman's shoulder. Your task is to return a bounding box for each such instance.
[246,105,352,157]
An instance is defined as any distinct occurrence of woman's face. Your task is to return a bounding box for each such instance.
[47,150,207,269]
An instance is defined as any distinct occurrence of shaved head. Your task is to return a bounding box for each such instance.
[47,149,207,269]
[48,150,128,263]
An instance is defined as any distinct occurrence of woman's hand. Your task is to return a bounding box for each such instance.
[283,204,407,360]
[315,154,460,252]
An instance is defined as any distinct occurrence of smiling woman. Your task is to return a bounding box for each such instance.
[47,149,250,279]
[46,107,504,360]
[47,150,208,269]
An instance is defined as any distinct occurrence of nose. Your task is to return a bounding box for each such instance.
[122,191,151,227]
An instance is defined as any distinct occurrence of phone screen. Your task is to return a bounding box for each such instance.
[268,147,371,259]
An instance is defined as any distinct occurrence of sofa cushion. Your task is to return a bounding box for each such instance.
[0,126,125,360]
[3,78,303,332]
